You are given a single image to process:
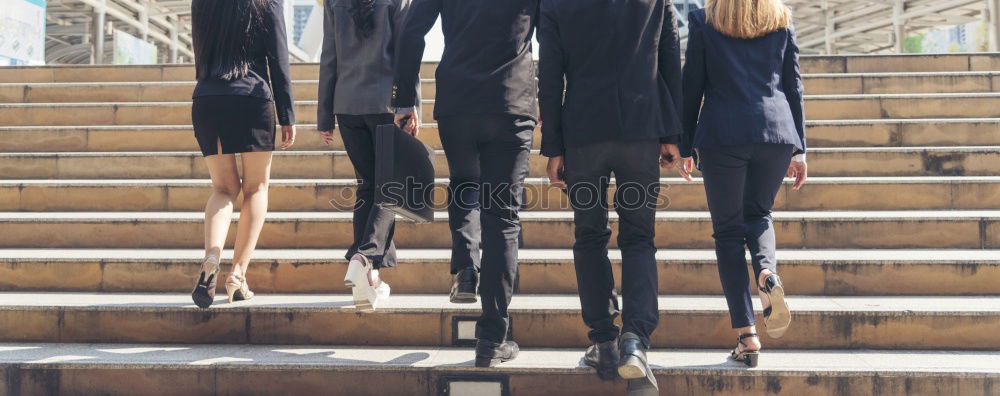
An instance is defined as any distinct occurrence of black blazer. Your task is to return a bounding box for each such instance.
[192,0,295,126]
[537,0,683,158]
[392,0,539,120]
[681,8,806,158]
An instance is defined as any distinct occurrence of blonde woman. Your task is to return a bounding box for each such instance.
[679,0,808,367]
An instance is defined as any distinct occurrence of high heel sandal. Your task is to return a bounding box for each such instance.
[759,273,790,338]
[730,333,760,368]
[225,273,255,303]
[344,254,390,312]
[191,257,220,309]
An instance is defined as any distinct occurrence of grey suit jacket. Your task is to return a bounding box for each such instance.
[317,0,412,131]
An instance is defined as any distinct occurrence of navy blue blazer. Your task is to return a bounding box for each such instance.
[538,0,683,157]
[680,8,806,158]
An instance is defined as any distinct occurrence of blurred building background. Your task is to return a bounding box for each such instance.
[0,0,997,65]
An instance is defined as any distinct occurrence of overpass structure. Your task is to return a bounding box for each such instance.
[42,0,312,64]
[36,0,1000,64]
[44,0,193,64]
[784,0,999,54]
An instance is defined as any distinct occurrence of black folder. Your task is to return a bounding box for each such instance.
[374,124,436,223]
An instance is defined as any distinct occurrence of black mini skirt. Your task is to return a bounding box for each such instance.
[192,95,276,156]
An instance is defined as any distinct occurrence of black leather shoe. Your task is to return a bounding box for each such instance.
[583,338,620,380]
[450,267,479,304]
[618,332,658,396]
[474,340,519,367]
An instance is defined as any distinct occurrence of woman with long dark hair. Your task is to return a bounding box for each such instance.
[189,0,296,308]
[680,0,808,367]
[317,0,411,312]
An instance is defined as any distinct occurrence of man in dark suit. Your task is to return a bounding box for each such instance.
[538,0,684,393]
[392,0,538,367]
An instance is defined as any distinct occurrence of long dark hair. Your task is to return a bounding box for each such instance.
[191,0,271,80]
[350,0,377,38]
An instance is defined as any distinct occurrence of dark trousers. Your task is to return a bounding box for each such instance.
[565,140,661,348]
[437,114,535,343]
[699,143,794,328]
[336,114,398,269]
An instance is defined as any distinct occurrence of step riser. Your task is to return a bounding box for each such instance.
[3,181,1000,211]
[1,122,997,152]
[1,97,995,127]
[3,75,995,103]
[0,306,993,349]
[2,150,998,179]
[1,259,996,295]
[5,366,993,396]
[1,55,996,83]
[0,217,994,249]
[808,122,1000,147]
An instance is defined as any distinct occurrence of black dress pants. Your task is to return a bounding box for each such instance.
[699,143,794,328]
[565,140,661,348]
[437,114,535,343]
[336,114,398,269]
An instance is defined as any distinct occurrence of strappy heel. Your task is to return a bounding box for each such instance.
[191,257,220,309]
[759,273,790,338]
[225,273,255,303]
[730,333,760,367]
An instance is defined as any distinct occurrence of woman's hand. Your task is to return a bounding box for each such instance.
[546,156,567,189]
[677,157,694,182]
[318,130,334,146]
[394,111,420,137]
[788,160,807,190]
[281,125,297,150]
[660,144,693,182]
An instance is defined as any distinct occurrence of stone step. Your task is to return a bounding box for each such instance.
[3,176,1000,212]
[1,147,997,179]
[1,343,995,395]
[0,211,998,249]
[3,72,996,104]
[0,293,996,350]
[1,119,996,153]
[1,94,997,127]
[1,54,997,83]
[0,248,996,296]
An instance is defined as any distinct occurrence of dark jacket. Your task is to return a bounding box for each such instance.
[192,0,295,126]
[317,0,412,131]
[392,0,539,120]
[681,8,806,158]
[538,0,683,157]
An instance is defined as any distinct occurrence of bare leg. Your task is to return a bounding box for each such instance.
[736,325,761,352]
[230,151,273,278]
[203,150,242,262]
[757,268,776,311]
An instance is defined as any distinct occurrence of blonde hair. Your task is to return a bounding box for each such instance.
[704,0,792,39]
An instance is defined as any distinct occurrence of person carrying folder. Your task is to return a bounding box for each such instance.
[538,0,684,394]
[393,0,539,368]
[316,0,413,312]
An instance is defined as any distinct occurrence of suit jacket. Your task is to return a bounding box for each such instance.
[537,0,683,158]
[192,0,295,126]
[681,8,806,158]
[392,0,539,120]
[317,0,412,131]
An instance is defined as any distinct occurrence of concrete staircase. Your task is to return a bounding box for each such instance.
[0,53,997,395]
